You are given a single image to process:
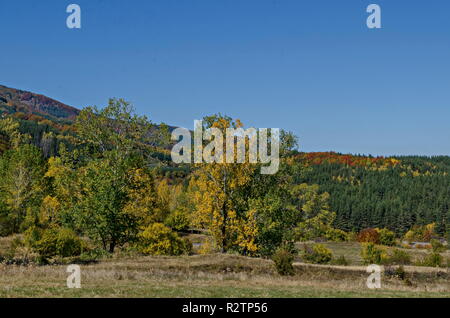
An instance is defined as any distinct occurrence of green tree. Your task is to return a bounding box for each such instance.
[0,144,45,233]
[66,99,166,252]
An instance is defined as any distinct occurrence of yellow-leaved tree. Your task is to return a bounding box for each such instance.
[188,115,258,254]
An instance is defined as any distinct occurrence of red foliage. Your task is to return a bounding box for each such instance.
[357,228,380,244]
[295,152,399,168]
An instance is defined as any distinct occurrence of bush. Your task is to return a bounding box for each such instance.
[138,223,192,256]
[332,255,349,266]
[347,232,358,242]
[419,252,443,267]
[385,265,407,280]
[302,244,333,264]
[272,247,295,276]
[73,248,110,264]
[164,210,190,232]
[430,239,446,253]
[325,229,349,242]
[4,235,26,258]
[357,228,380,244]
[404,223,436,242]
[394,266,407,280]
[24,226,42,248]
[361,243,386,265]
[0,215,15,237]
[378,228,396,246]
[386,248,411,265]
[33,227,84,259]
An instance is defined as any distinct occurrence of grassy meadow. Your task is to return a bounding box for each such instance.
[1,236,449,298]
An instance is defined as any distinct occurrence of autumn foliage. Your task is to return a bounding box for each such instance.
[357,228,380,244]
[296,152,400,168]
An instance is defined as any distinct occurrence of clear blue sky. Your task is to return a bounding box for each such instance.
[1,0,449,156]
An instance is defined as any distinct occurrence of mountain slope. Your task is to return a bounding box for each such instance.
[0,84,79,121]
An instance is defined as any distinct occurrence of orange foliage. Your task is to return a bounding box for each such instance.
[357,228,380,244]
[295,152,400,168]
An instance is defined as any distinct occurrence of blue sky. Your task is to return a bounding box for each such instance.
[1,0,449,156]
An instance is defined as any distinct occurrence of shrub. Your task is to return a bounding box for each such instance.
[347,232,358,242]
[325,229,349,242]
[430,239,446,253]
[419,252,443,267]
[164,210,190,232]
[394,266,407,280]
[302,244,333,264]
[33,227,83,259]
[332,255,349,266]
[385,265,407,280]
[386,248,411,265]
[138,223,192,256]
[197,238,218,255]
[272,247,295,276]
[55,228,84,257]
[4,235,26,258]
[357,228,380,244]
[404,223,436,242]
[23,226,42,248]
[73,248,110,264]
[361,243,386,265]
[378,228,396,246]
[0,215,15,237]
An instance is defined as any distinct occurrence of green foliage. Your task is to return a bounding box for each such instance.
[272,247,295,276]
[299,154,450,235]
[31,227,84,260]
[164,210,190,232]
[419,252,443,267]
[23,225,43,248]
[4,95,450,266]
[378,228,396,246]
[294,184,339,242]
[332,255,349,266]
[430,239,446,253]
[3,235,27,259]
[137,223,192,256]
[65,99,166,253]
[0,143,45,234]
[301,244,333,264]
[74,157,141,253]
[414,238,446,268]
[386,249,411,265]
[74,248,111,264]
[361,243,386,265]
[404,223,436,242]
[325,228,349,242]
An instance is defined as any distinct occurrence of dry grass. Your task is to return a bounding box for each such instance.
[297,241,450,265]
[0,253,449,298]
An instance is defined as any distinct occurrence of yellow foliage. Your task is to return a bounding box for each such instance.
[122,168,159,226]
[188,116,258,252]
[236,209,259,255]
[138,223,191,256]
[39,195,60,224]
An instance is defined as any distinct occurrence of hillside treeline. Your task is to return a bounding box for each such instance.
[0,99,448,264]
[297,153,450,236]
[0,99,348,262]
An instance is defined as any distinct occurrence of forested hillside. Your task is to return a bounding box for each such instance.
[296,152,450,235]
[0,85,79,121]
[0,86,449,263]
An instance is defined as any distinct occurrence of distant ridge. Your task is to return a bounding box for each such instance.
[0,84,80,121]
